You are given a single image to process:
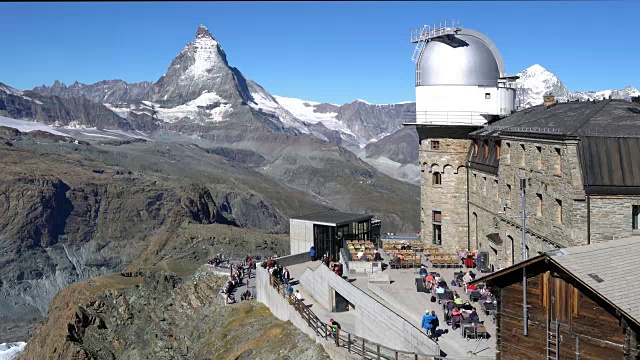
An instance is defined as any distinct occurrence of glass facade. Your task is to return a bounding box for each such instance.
[313,219,372,261]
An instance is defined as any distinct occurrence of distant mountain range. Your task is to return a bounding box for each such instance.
[4,27,638,187]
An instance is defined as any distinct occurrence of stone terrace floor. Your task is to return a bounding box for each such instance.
[286,260,496,359]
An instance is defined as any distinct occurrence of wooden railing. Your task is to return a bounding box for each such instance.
[269,274,438,360]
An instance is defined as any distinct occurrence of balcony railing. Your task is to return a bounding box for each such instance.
[404,111,488,125]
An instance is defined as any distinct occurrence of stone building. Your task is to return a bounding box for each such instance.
[466,97,640,268]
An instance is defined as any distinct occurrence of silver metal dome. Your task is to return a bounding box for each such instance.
[416,29,503,87]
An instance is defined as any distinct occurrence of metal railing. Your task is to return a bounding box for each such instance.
[268,274,438,360]
[410,20,460,43]
[404,111,488,125]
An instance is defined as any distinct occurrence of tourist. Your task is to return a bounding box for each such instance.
[469,270,476,280]
[468,307,479,320]
[465,253,474,268]
[463,271,473,292]
[421,310,434,336]
[337,263,343,277]
[295,290,302,301]
[454,295,464,306]
[348,243,355,251]
[436,285,445,294]
[459,249,467,263]
[419,265,428,280]
[425,273,434,291]
[310,246,316,261]
[356,250,365,260]
[286,284,293,295]
[374,251,383,261]
[450,307,463,329]
[283,267,291,285]
[429,310,439,340]
[360,244,366,252]
[461,300,473,311]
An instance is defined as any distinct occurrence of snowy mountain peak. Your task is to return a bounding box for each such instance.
[195,24,216,41]
[516,64,571,108]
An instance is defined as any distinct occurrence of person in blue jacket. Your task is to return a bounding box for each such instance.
[421,310,434,335]
[310,246,316,261]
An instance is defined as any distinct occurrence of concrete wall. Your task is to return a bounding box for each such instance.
[274,252,312,268]
[290,219,314,255]
[298,264,439,355]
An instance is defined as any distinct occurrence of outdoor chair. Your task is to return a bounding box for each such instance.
[475,326,488,339]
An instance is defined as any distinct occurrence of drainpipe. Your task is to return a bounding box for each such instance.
[467,163,471,251]
[586,194,591,245]
[520,177,528,336]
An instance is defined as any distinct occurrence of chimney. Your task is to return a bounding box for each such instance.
[543,93,556,106]
[632,96,640,104]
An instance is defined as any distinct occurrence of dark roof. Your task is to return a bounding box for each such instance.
[292,211,372,225]
[470,99,640,194]
[471,99,640,138]
[579,137,640,194]
[472,236,640,327]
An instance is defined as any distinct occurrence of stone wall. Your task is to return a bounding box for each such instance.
[417,125,473,252]
[469,137,588,268]
[589,196,640,243]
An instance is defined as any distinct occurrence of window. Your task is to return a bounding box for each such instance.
[485,93,491,99]
[505,142,511,164]
[473,173,477,191]
[433,224,442,245]
[496,141,501,160]
[520,144,526,167]
[633,205,640,230]
[473,140,478,156]
[433,211,442,223]
[536,146,542,169]
[495,180,499,200]
[484,140,489,159]
[432,210,442,245]
[556,199,563,224]
[536,193,543,217]
[483,177,487,195]
[507,184,512,207]
[431,140,440,150]
[555,148,562,175]
[432,171,442,185]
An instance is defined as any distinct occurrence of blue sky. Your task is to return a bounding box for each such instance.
[0,1,638,104]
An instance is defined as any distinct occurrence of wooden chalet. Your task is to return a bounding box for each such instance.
[472,237,640,359]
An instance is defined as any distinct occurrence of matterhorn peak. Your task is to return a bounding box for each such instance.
[195,24,216,41]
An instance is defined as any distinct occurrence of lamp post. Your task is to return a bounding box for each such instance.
[520,177,528,336]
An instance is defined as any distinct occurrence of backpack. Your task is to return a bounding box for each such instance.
[430,295,436,303]
[431,316,439,327]
[451,280,456,287]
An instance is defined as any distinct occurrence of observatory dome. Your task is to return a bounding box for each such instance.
[417,33,500,87]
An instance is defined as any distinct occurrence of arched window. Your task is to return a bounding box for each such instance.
[433,171,442,185]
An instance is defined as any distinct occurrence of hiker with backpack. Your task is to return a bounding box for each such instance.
[429,310,439,340]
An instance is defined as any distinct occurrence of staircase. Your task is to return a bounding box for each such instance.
[546,317,559,360]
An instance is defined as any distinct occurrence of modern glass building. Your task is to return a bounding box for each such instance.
[289,211,377,261]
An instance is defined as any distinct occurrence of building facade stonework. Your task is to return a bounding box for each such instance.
[417,126,476,252]
[414,100,640,269]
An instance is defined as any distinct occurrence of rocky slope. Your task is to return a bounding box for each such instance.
[0,83,134,130]
[32,80,153,105]
[18,268,328,360]
[0,127,332,343]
